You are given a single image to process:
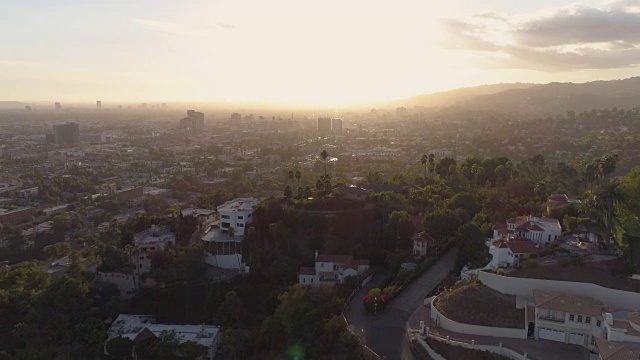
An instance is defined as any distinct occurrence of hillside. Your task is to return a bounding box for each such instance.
[0,101,28,109]
[393,77,640,116]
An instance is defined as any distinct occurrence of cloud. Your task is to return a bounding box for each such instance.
[132,19,235,36]
[440,2,640,71]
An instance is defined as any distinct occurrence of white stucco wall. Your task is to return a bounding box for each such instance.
[430,297,528,339]
[478,271,640,310]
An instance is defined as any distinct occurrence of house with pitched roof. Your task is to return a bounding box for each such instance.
[493,216,562,247]
[596,338,640,360]
[298,251,369,286]
[534,290,606,350]
[488,238,539,269]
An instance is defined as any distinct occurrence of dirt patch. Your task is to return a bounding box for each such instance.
[509,259,640,292]
[426,338,510,360]
[434,282,524,329]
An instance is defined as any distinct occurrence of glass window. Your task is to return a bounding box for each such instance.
[577,315,583,322]
[221,214,230,219]
[586,317,591,324]
[597,320,602,327]
[569,314,575,321]
[238,216,243,219]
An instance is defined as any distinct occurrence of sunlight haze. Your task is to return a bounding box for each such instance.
[2,0,637,105]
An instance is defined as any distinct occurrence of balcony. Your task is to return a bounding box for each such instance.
[539,315,565,323]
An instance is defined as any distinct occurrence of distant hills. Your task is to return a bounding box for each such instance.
[393,77,640,116]
[0,101,28,109]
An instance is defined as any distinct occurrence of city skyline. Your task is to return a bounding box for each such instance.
[2,0,639,105]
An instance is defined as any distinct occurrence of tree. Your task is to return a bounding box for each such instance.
[594,179,629,243]
[599,154,619,182]
[423,209,462,240]
[295,170,302,191]
[384,210,413,251]
[287,170,294,189]
[420,154,428,179]
[105,337,133,360]
[450,193,481,217]
[320,150,329,176]
[582,161,599,191]
[435,157,457,180]
[428,153,436,179]
[454,224,488,269]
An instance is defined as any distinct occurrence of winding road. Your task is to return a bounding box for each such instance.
[344,249,457,360]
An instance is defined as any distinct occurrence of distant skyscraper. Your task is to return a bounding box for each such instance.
[53,122,80,145]
[55,102,61,110]
[317,117,332,135]
[96,101,101,109]
[231,113,241,120]
[25,105,31,111]
[331,118,343,134]
[181,110,205,135]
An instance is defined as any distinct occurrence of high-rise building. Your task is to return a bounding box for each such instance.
[317,117,332,135]
[25,105,31,111]
[230,113,241,120]
[54,102,61,110]
[53,122,80,145]
[331,118,343,134]
[96,101,101,109]
[181,110,205,135]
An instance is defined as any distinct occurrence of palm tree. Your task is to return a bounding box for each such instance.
[599,154,619,183]
[294,170,302,191]
[594,179,628,244]
[287,170,294,189]
[428,153,435,179]
[320,150,329,176]
[582,161,599,192]
[420,154,428,179]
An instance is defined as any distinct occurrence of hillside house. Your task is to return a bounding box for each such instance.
[299,252,369,286]
[494,216,561,247]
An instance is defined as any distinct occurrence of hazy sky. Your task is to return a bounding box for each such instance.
[2,0,639,105]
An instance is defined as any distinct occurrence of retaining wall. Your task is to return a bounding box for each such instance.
[430,297,528,339]
[478,271,640,310]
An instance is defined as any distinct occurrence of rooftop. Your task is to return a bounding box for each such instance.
[134,225,175,245]
[201,225,239,243]
[596,338,640,360]
[217,198,259,213]
[534,289,604,316]
[181,208,215,217]
[106,314,221,349]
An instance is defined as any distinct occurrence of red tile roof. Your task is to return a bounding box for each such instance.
[315,254,353,263]
[299,266,315,275]
[506,240,538,254]
[413,231,438,245]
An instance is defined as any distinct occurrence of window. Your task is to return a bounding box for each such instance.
[221,215,230,219]
[139,264,143,268]
[590,336,596,346]
[577,315,583,322]
[597,320,602,327]
[237,223,244,227]
[548,234,551,241]
[303,278,305,283]
[586,317,591,324]
[569,314,575,321]
[248,214,252,218]
[238,216,243,219]
[321,263,324,268]
[310,278,313,283]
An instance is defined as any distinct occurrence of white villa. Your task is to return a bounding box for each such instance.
[104,314,222,360]
[217,197,258,237]
[488,239,539,269]
[299,252,369,286]
[494,216,562,247]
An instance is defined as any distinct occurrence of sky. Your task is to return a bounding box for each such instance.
[1,0,640,106]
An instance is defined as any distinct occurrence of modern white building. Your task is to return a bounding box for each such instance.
[494,216,562,247]
[299,252,369,286]
[217,198,259,237]
[104,314,222,360]
[133,225,175,274]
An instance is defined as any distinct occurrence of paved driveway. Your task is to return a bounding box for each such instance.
[344,250,457,360]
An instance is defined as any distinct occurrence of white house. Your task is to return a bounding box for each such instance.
[133,225,175,274]
[104,314,222,360]
[534,290,606,351]
[488,239,539,269]
[299,252,369,286]
[217,198,259,237]
[413,232,437,258]
[494,216,562,247]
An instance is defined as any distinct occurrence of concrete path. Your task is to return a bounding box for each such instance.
[345,250,457,360]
